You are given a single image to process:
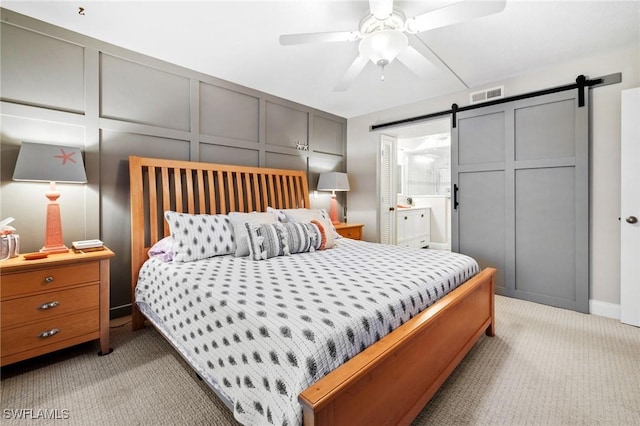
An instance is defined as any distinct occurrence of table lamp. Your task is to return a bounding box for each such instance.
[13,142,87,253]
[317,172,350,224]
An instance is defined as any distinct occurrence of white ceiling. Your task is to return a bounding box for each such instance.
[3,1,639,118]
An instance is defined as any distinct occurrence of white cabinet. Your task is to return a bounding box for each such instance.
[396,208,431,248]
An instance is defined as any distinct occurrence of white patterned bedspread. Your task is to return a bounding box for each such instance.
[135,238,479,426]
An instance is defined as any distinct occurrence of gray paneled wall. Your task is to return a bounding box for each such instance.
[0,22,85,112]
[101,54,192,131]
[0,9,347,317]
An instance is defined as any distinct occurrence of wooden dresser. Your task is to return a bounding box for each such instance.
[334,222,364,240]
[0,248,114,366]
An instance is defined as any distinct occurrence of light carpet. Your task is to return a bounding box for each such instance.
[1,295,639,425]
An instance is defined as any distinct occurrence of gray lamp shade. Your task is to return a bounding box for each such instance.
[13,142,87,183]
[317,172,350,192]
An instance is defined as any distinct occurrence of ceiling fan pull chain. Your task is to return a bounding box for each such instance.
[378,58,389,82]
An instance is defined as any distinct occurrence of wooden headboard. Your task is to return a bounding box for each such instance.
[128,156,310,328]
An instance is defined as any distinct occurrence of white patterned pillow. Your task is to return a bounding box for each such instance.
[267,206,291,222]
[164,211,235,262]
[228,211,277,257]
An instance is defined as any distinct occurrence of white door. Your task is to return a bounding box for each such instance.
[620,87,640,326]
[379,135,397,244]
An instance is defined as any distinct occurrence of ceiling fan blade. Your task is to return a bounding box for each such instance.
[396,45,437,77]
[279,31,359,46]
[406,0,506,33]
[334,56,369,92]
[404,34,469,89]
[369,0,394,20]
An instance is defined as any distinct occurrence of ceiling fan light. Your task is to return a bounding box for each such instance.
[358,30,408,65]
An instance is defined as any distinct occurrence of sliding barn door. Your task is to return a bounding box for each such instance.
[452,90,589,313]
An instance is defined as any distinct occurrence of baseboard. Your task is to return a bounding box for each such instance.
[110,303,132,320]
[589,299,620,320]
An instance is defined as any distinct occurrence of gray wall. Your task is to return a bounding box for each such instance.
[0,9,346,317]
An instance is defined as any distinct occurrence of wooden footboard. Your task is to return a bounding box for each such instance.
[299,267,496,426]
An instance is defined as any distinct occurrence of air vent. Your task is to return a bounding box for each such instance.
[470,86,504,104]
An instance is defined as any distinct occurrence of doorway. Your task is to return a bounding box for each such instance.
[378,117,452,249]
[397,131,451,250]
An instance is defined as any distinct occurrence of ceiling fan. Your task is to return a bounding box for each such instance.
[279,0,506,91]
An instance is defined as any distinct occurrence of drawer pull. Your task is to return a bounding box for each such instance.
[37,328,60,339]
[44,276,54,284]
[38,301,60,310]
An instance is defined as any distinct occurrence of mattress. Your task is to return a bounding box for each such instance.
[135,238,479,426]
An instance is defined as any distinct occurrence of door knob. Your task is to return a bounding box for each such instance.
[626,216,638,224]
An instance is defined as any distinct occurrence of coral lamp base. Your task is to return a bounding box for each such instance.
[40,187,69,254]
[329,193,340,225]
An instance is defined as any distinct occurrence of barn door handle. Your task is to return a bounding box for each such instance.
[453,184,459,210]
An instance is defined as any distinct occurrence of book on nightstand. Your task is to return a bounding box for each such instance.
[72,239,104,252]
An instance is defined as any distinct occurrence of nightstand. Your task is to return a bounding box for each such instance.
[333,222,364,240]
[0,248,114,366]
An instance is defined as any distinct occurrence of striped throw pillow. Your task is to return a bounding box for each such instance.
[281,222,321,254]
[245,222,324,261]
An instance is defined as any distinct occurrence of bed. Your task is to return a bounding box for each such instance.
[129,156,496,426]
